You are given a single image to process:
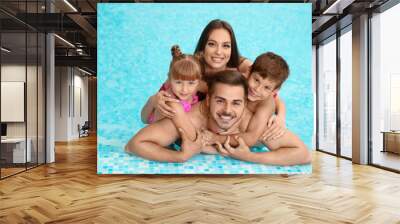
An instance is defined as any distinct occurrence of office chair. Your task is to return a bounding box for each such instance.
[79,121,90,138]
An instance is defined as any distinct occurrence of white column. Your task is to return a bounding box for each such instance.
[46,1,55,163]
[46,33,55,163]
[352,14,369,164]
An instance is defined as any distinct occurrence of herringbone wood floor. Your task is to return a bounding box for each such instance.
[1,135,400,224]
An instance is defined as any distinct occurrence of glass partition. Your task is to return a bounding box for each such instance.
[38,32,45,165]
[1,30,28,177]
[0,1,46,179]
[317,35,337,155]
[27,30,38,169]
[371,3,400,171]
[339,28,352,158]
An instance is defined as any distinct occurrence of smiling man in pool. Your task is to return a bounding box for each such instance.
[125,70,310,165]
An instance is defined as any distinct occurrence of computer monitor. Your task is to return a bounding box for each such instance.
[1,123,7,137]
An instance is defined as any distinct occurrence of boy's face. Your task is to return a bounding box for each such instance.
[247,72,279,102]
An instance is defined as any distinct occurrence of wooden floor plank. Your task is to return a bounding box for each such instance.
[1,135,400,223]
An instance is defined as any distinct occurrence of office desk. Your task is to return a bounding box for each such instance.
[1,138,31,163]
[381,131,400,154]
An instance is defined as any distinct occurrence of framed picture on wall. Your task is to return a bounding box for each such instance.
[97,3,313,174]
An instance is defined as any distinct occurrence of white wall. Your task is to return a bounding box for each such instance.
[1,82,25,122]
[55,67,89,141]
[1,64,26,81]
[73,73,89,137]
[1,65,42,137]
[55,66,69,141]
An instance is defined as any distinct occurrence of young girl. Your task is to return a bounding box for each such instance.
[141,45,202,124]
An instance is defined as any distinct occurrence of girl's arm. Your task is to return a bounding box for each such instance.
[168,102,197,142]
[141,94,157,124]
[141,90,180,124]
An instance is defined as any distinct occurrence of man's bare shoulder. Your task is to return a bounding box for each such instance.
[138,118,179,140]
[148,117,176,129]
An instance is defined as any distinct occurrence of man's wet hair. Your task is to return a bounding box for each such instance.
[206,70,248,98]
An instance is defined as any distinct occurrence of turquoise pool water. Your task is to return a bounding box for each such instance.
[97,3,313,174]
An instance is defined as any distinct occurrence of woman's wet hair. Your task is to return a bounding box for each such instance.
[169,45,202,81]
[194,19,241,69]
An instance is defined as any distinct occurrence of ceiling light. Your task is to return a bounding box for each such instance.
[322,0,354,15]
[1,47,11,53]
[63,0,78,12]
[78,67,93,76]
[54,34,75,48]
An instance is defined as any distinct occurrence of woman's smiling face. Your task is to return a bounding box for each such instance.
[203,28,232,71]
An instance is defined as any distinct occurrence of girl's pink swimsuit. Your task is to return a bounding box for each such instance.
[147,83,199,124]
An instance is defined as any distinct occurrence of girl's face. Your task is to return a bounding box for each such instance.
[169,78,199,101]
[247,72,278,102]
[203,28,232,71]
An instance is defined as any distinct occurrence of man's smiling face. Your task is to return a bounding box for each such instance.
[208,83,246,131]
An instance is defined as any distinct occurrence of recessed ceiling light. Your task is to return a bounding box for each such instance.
[54,34,75,48]
[78,67,93,76]
[63,0,78,12]
[323,0,354,15]
[1,47,11,53]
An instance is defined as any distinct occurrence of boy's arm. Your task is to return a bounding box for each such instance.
[274,95,286,125]
[256,130,312,165]
[217,131,312,166]
[262,96,287,141]
[237,99,275,146]
[141,94,157,124]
